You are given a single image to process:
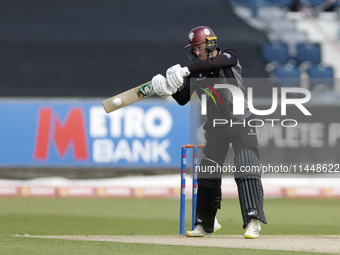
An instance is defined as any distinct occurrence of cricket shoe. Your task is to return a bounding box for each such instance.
[244,219,261,239]
[186,218,221,237]
[213,217,221,232]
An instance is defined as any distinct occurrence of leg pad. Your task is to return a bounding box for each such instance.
[236,177,267,228]
[234,149,261,179]
[195,178,222,233]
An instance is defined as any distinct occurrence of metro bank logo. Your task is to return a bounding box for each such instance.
[15,102,188,167]
[34,107,89,161]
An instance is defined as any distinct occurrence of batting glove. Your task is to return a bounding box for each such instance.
[166,64,184,89]
[152,74,177,97]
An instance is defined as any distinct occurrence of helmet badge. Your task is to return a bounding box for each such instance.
[188,32,194,41]
[203,29,210,35]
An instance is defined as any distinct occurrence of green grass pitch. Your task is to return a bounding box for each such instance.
[0,197,339,254]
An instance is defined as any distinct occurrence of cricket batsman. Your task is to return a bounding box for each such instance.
[151,26,267,238]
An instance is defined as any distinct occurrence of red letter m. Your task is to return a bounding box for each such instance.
[34,107,89,161]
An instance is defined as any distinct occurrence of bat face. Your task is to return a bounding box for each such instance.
[102,81,154,113]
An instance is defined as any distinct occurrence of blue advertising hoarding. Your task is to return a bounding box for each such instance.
[0,98,192,168]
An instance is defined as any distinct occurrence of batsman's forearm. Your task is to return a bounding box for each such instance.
[188,51,237,72]
[172,86,190,105]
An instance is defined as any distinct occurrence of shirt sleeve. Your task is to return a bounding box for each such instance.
[172,49,238,106]
[188,49,238,73]
[171,76,191,106]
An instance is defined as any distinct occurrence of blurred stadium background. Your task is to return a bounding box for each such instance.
[0,0,340,200]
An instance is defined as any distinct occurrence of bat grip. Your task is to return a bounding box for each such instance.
[180,67,190,77]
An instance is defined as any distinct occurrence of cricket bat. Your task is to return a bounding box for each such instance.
[102,67,190,113]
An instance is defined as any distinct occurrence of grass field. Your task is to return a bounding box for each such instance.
[0,197,339,254]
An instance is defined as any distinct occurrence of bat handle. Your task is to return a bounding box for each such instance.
[180,67,190,77]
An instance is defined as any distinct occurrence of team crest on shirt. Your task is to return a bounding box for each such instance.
[222,52,232,59]
[248,128,257,136]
